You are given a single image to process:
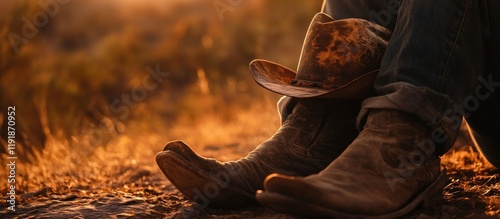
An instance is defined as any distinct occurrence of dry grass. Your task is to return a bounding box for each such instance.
[441,146,500,217]
[3,93,280,195]
[0,96,287,218]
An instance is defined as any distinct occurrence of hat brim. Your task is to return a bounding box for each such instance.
[250,59,378,98]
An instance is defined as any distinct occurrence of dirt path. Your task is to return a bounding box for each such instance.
[1,134,499,219]
[2,153,499,219]
[1,167,297,219]
[2,175,499,218]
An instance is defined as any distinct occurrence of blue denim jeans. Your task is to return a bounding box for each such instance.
[320,0,500,164]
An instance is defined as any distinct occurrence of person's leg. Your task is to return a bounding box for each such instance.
[466,0,500,168]
[359,0,485,153]
[257,0,486,217]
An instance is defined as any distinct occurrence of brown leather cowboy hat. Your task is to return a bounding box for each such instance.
[250,13,391,98]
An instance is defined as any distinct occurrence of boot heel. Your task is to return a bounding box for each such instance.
[422,170,446,208]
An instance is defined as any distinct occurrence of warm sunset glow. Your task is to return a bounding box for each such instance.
[0,0,498,218]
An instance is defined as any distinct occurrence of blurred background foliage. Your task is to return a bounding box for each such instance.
[0,0,323,161]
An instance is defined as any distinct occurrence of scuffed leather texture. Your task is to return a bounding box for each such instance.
[258,109,447,218]
[157,98,361,208]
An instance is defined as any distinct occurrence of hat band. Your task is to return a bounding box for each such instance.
[290,79,339,90]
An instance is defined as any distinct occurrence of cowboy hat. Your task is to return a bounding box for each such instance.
[250,13,391,98]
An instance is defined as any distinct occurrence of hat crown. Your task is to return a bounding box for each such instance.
[294,13,390,89]
[249,13,392,98]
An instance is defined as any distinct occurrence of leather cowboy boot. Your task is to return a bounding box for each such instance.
[257,109,447,218]
[156,98,360,208]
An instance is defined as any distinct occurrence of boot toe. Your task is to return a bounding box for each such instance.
[162,141,215,167]
[162,140,190,153]
[264,174,309,196]
[156,150,258,208]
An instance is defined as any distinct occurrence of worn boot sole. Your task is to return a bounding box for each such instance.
[156,151,258,208]
[256,170,446,219]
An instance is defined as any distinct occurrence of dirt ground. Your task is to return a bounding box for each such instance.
[1,125,499,219]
